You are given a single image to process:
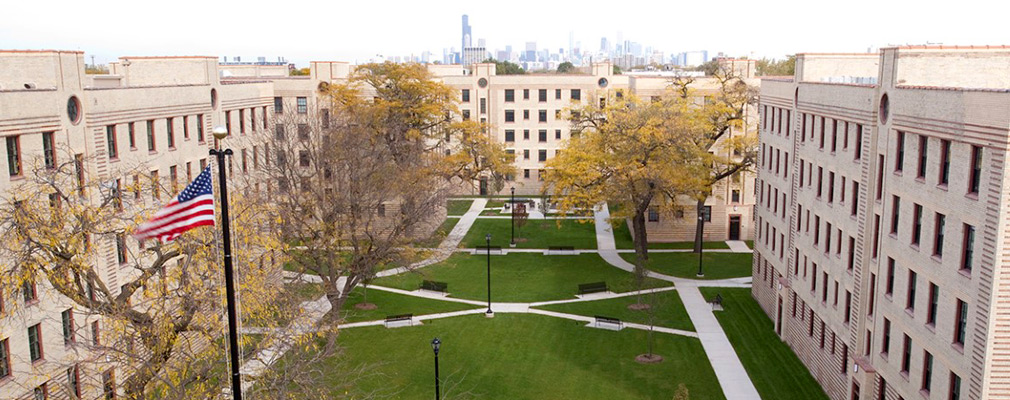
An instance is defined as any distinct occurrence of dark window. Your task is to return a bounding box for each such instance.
[917,135,928,178]
[0,339,10,378]
[297,97,307,114]
[571,89,581,100]
[197,115,205,142]
[462,110,470,121]
[299,150,310,167]
[939,139,950,185]
[895,131,905,172]
[855,125,863,159]
[505,130,515,142]
[116,233,127,265]
[505,89,514,102]
[298,124,309,140]
[969,145,982,195]
[523,169,530,178]
[523,130,530,140]
[505,110,515,122]
[462,89,470,102]
[901,335,912,373]
[43,131,55,168]
[67,365,80,398]
[886,258,895,295]
[28,323,43,362]
[890,195,900,234]
[147,120,156,152]
[927,283,939,325]
[648,207,659,222]
[538,149,547,162]
[539,130,547,142]
[732,190,740,203]
[523,149,529,160]
[480,98,486,114]
[523,109,530,120]
[955,299,967,345]
[106,125,118,159]
[932,212,946,257]
[24,278,37,302]
[555,129,561,140]
[851,182,859,216]
[539,109,547,122]
[238,109,245,134]
[950,372,962,400]
[274,97,283,113]
[128,122,136,148]
[922,351,933,392]
[62,309,75,345]
[166,118,175,148]
[237,113,243,136]
[882,318,891,354]
[702,206,712,222]
[523,89,529,100]
[912,204,923,245]
[103,369,115,400]
[555,89,562,99]
[907,270,917,311]
[538,89,547,102]
[275,124,285,140]
[962,224,975,272]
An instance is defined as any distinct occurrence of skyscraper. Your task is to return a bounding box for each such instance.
[461,15,472,52]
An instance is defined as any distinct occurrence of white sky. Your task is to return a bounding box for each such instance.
[2,0,1009,67]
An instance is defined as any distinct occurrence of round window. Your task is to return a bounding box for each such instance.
[598,77,609,88]
[67,96,81,125]
[211,88,219,110]
[478,78,488,88]
[879,93,890,124]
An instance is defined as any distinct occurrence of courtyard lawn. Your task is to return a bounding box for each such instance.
[534,290,695,332]
[372,253,671,302]
[462,218,597,249]
[699,288,828,400]
[611,220,730,250]
[313,314,725,399]
[339,286,479,323]
[414,217,460,248]
[447,199,474,216]
[620,252,753,280]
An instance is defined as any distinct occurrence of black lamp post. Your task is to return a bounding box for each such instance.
[696,213,705,277]
[485,233,493,316]
[431,337,441,400]
[510,187,515,246]
[210,126,243,400]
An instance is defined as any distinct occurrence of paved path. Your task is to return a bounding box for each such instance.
[594,204,761,400]
[376,198,487,278]
[725,240,752,253]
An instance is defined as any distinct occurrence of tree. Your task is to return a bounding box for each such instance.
[756,55,796,76]
[514,203,528,241]
[481,58,525,75]
[693,60,719,76]
[290,67,310,76]
[557,61,575,74]
[612,65,622,75]
[670,63,759,253]
[264,62,512,326]
[0,153,285,399]
[544,93,708,290]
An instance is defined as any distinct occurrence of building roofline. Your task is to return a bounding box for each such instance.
[310,61,349,64]
[759,76,794,82]
[119,56,217,60]
[884,44,1010,50]
[0,49,84,54]
[795,52,877,56]
[895,84,1010,93]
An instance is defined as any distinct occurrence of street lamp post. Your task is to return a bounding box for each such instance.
[210,126,243,400]
[485,233,493,316]
[431,338,441,400]
[696,214,705,277]
[510,187,515,247]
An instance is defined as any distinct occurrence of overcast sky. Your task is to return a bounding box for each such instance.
[3,0,1009,67]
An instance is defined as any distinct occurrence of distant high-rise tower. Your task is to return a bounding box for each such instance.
[462,15,472,52]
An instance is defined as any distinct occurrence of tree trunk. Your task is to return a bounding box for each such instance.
[693,198,707,253]
[122,331,177,399]
[631,209,649,304]
[324,290,349,326]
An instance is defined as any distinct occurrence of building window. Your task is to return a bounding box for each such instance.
[702,206,712,222]
[23,279,37,303]
[882,318,891,354]
[969,145,982,195]
[962,224,975,273]
[907,270,917,312]
[538,130,547,142]
[299,150,310,167]
[147,120,156,152]
[505,130,515,142]
[167,118,175,148]
[955,299,967,346]
[0,338,9,379]
[538,89,547,102]
[917,135,928,179]
[106,125,118,159]
[116,233,127,264]
[296,97,308,114]
[912,204,923,245]
[901,334,912,373]
[922,351,933,392]
[854,125,863,160]
[555,88,562,100]
[895,131,905,172]
[926,282,939,326]
[890,195,900,234]
[103,369,116,400]
[523,89,530,100]
[555,129,561,140]
[92,320,101,346]
[33,383,48,400]
[505,89,514,102]
[6,136,20,176]
[538,149,547,162]
[939,139,950,185]
[62,309,75,345]
[523,129,530,140]
[67,365,81,398]
[648,207,659,222]
[28,323,44,362]
[523,149,529,160]
[43,131,56,168]
[197,114,206,142]
[151,170,160,200]
[275,124,285,140]
[505,110,515,122]
[950,372,962,400]
[523,169,530,179]
[571,89,581,100]
[885,258,895,295]
[225,111,231,136]
[298,124,310,140]
[461,89,470,103]
[274,97,283,113]
[539,109,547,122]
[522,109,529,120]
[480,98,487,114]
[75,154,85,195]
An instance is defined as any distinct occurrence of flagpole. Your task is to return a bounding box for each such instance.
[210,127,242,400]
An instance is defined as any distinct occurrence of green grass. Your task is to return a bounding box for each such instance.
[535,290,695,331]
[340,286,479,323]
[321,314,725,399]
[621,252,753,280]
[462,218,597,249]
[486,199,507,208]
[447,199,474,216]
[611,220,730,249]
[744,240,754,249]
[373,253,671,302]
[700,288,828,400]
[414,217,460,248]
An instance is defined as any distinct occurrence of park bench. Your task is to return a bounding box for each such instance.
[384,313,413,328]
[594,315,623,331]
[710,293,724,310]
[578,281,608,295]
[420,280,448,293]
[546,245,577,255]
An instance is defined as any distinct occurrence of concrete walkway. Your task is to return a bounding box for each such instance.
[376,198,487,278]
[725,240,752,253]
[593,203,761,400]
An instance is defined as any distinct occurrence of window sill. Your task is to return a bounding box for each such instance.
[900,371,910,381]
[919,389,931,399]
[905,308,915,318]
[910,243,920,251]
[965,192,979,201]
[931,255,943,263]
[894,170,904,177]
[951,342,964,354]
[925,323,935,334]
[958,269,972,279]
[914,176,926,184]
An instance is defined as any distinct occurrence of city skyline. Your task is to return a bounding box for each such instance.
[3,0,1009,67]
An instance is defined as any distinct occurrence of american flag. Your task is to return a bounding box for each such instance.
[134,166,216,243]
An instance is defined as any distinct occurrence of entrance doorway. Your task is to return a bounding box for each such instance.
[479,178,488,195]
[729,215,741,240]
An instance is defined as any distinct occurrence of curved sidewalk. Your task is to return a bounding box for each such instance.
[594,204,761,400]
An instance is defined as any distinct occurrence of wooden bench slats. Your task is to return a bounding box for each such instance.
[578,281,608,294]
